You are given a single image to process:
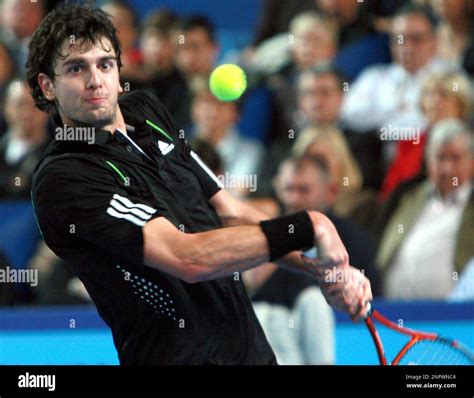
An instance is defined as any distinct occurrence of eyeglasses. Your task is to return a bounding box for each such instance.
[299,87,341,98]
[390,32,434,45]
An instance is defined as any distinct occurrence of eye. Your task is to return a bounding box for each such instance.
[68,65,82,74]
[101,61,114,70]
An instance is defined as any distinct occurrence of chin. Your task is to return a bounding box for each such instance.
[79,115,113,129]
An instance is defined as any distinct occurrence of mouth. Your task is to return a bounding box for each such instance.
[84,97,108,105]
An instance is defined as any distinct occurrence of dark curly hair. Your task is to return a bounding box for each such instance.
[26,3,123,114]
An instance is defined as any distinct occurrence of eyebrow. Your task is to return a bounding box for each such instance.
[61,56,117,68]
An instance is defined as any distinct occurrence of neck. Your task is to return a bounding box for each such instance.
[108,107,127,134]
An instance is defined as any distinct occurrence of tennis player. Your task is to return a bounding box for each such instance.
[27,4,372,365]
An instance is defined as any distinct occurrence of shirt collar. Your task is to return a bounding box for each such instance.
[428,181,472,205]
[395,57,453,80]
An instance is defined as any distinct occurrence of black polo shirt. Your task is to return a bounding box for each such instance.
[32,90,276,365]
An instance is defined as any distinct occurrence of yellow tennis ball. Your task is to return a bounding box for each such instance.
[209,64,247,101]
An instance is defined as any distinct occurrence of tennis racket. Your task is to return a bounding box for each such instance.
[302,248,474,365]
[365,304,474,365]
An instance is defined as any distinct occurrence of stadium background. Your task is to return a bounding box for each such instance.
[0,0,472,365]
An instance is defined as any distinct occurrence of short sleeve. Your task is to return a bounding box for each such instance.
[33,159,160,264]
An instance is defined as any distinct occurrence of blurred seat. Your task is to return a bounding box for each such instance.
[0,200,41,270]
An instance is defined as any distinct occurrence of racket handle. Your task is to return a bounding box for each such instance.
[302,247,318,259]
[365,302,373,317]
[304,247,373,319]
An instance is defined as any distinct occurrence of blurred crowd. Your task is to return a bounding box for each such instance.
[0,0,472,360]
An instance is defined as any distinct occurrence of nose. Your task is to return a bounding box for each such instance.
[86,66,102,90]
[440,160,454,175]
[286,189,302,211]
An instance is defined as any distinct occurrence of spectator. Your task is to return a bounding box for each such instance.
[191,87,263,197]
[101,0,143,87]
[0,0,46,76]
[245,153,379,358]
[292,126,378,231]
[0,40,15,105]
[432,0,474,75]
[377,119,473,300]
[244,154,341,365]
[257,64,383,197]
[139,9,188,125]
[170,15,219,131]
[341,4,456,141]
[267,12,339,139]
[273,155,379,293]
[248,0,391,82]
[251,0,317,47]
[316,0,376,47]
[380,70,473,199]
[290,11,339,70]
[174,15,219,82]
[0,80,49,199]
[0,40,15,134]
[297,64,383,188]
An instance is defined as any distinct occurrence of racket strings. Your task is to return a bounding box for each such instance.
[398,339,474,365]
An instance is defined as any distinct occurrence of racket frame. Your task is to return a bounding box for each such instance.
[365,308,439,365]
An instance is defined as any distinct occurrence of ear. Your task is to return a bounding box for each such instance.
[37,73,56,101]
[118,82,124,94]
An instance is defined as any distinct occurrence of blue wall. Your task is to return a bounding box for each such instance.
[1,301,473,365]
[126,0,263,31]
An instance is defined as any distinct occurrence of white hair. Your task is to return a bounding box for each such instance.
[426,118,473,158]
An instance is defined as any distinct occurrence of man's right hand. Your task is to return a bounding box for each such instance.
[303,211,373,320]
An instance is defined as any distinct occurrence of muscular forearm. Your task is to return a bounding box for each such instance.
[182,226,270,281]
[219,199,315,278]
[144,217,271,283]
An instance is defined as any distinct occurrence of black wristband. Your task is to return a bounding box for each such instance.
[260,211,315,261]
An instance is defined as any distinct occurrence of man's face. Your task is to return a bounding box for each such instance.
[298,73,343,125]
[2,0,44,39]
[101,4,136,51]
[427,135,472,197]
[175,28,217,77]
[5,83,47,140]
[390,14,436,74]
[141,31,173,69]
[39,38,122,129]
[192,92,237,137]
[278,162,333,213]
[292,27,336,69]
